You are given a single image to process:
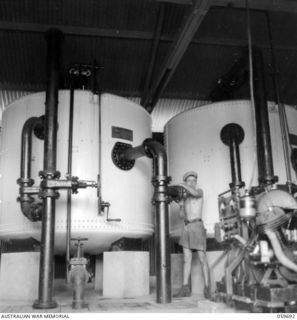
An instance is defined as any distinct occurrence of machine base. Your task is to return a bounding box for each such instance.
[216,281,297,312]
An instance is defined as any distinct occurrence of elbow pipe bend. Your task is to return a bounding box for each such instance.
[20,198,43,222]
[266,230,297,273]
[143,138,168,177]
[20,116,44,179]
[18,116,44,221]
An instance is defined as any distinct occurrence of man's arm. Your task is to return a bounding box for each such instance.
[179,183,203,198]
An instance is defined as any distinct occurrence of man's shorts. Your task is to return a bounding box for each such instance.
[179,220,206,251]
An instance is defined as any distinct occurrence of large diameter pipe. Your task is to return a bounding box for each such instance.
[253,47,277,186]
[143,139,171,304]
[120,138,171,303]
[220,123,245,189]
[33,28,63,310]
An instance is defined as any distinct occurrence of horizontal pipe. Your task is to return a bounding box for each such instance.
[119,145,147,161]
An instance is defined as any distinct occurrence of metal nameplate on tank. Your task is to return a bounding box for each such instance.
[112,126,133,141]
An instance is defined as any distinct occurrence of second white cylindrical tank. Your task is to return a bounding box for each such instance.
[165,100,297,237]
[0,91,153,254]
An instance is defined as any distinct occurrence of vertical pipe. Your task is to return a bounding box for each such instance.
[119,139,172,303]
[66,80,75,282]
[220,123,245,189]
[143,139,171,303]
[230,137,242,187]
[265,12,292,189]
[20,118,39,180]
[33,28,63,309]
[252,47,277,186]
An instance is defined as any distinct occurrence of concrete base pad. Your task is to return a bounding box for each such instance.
[103,251,149,298]
[0,252,40,301]
[94,255,103,292]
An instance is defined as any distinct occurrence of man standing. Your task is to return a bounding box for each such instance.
[174,171,211,299]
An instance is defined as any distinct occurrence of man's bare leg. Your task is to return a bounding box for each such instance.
[174,247,192,297]
[183,247,192,285]
[198,250,211,298]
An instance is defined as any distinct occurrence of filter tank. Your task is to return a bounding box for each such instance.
[165,100,297,238]
[0,91,153,254]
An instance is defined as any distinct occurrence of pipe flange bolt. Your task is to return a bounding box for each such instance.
[111,142,135,171]
[152,175,171,185]
[17,177,35,186]
[39,170,61,179]
[39,189,60,199]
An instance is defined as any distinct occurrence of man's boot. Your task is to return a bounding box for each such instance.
[204,286,211,299]
[174,284,191,297]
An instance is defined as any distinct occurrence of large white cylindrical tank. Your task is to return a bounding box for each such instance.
[165,100,297,238]
[0,91,153,254]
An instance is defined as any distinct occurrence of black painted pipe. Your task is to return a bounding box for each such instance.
[66,78,75,282]
[220,123,245,189]
[33,28,63,310]
[120,138,171,303]
[252,47,277,186]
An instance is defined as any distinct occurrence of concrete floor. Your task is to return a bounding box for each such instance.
[0,284,247,313]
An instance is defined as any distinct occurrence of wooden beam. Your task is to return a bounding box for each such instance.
[156,0,297,13]
[213,0,297,13]
[141,3,166,106]
[142,0,212,111]
[1,20,297,52]
[0,21,154,40]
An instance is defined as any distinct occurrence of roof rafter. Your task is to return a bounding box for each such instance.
[142,0,212,111]
[156,0,297,13]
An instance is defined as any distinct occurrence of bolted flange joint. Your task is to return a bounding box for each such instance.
[152,175,172,205]
[151,175,171,187]
[17,177,35,187]
[39,188,60,199]
[39,170,61,180]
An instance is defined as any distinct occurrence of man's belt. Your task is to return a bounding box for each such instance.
[184,218,202,225]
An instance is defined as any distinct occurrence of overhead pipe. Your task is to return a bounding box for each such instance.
[120,138,171,303]
[17,116,44,221]
[252,47,278,187]
[33,28,63,309]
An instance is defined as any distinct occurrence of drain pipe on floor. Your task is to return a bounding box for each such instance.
[119,138,172,303]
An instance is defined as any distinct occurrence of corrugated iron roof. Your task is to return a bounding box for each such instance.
[0,1,297,106]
